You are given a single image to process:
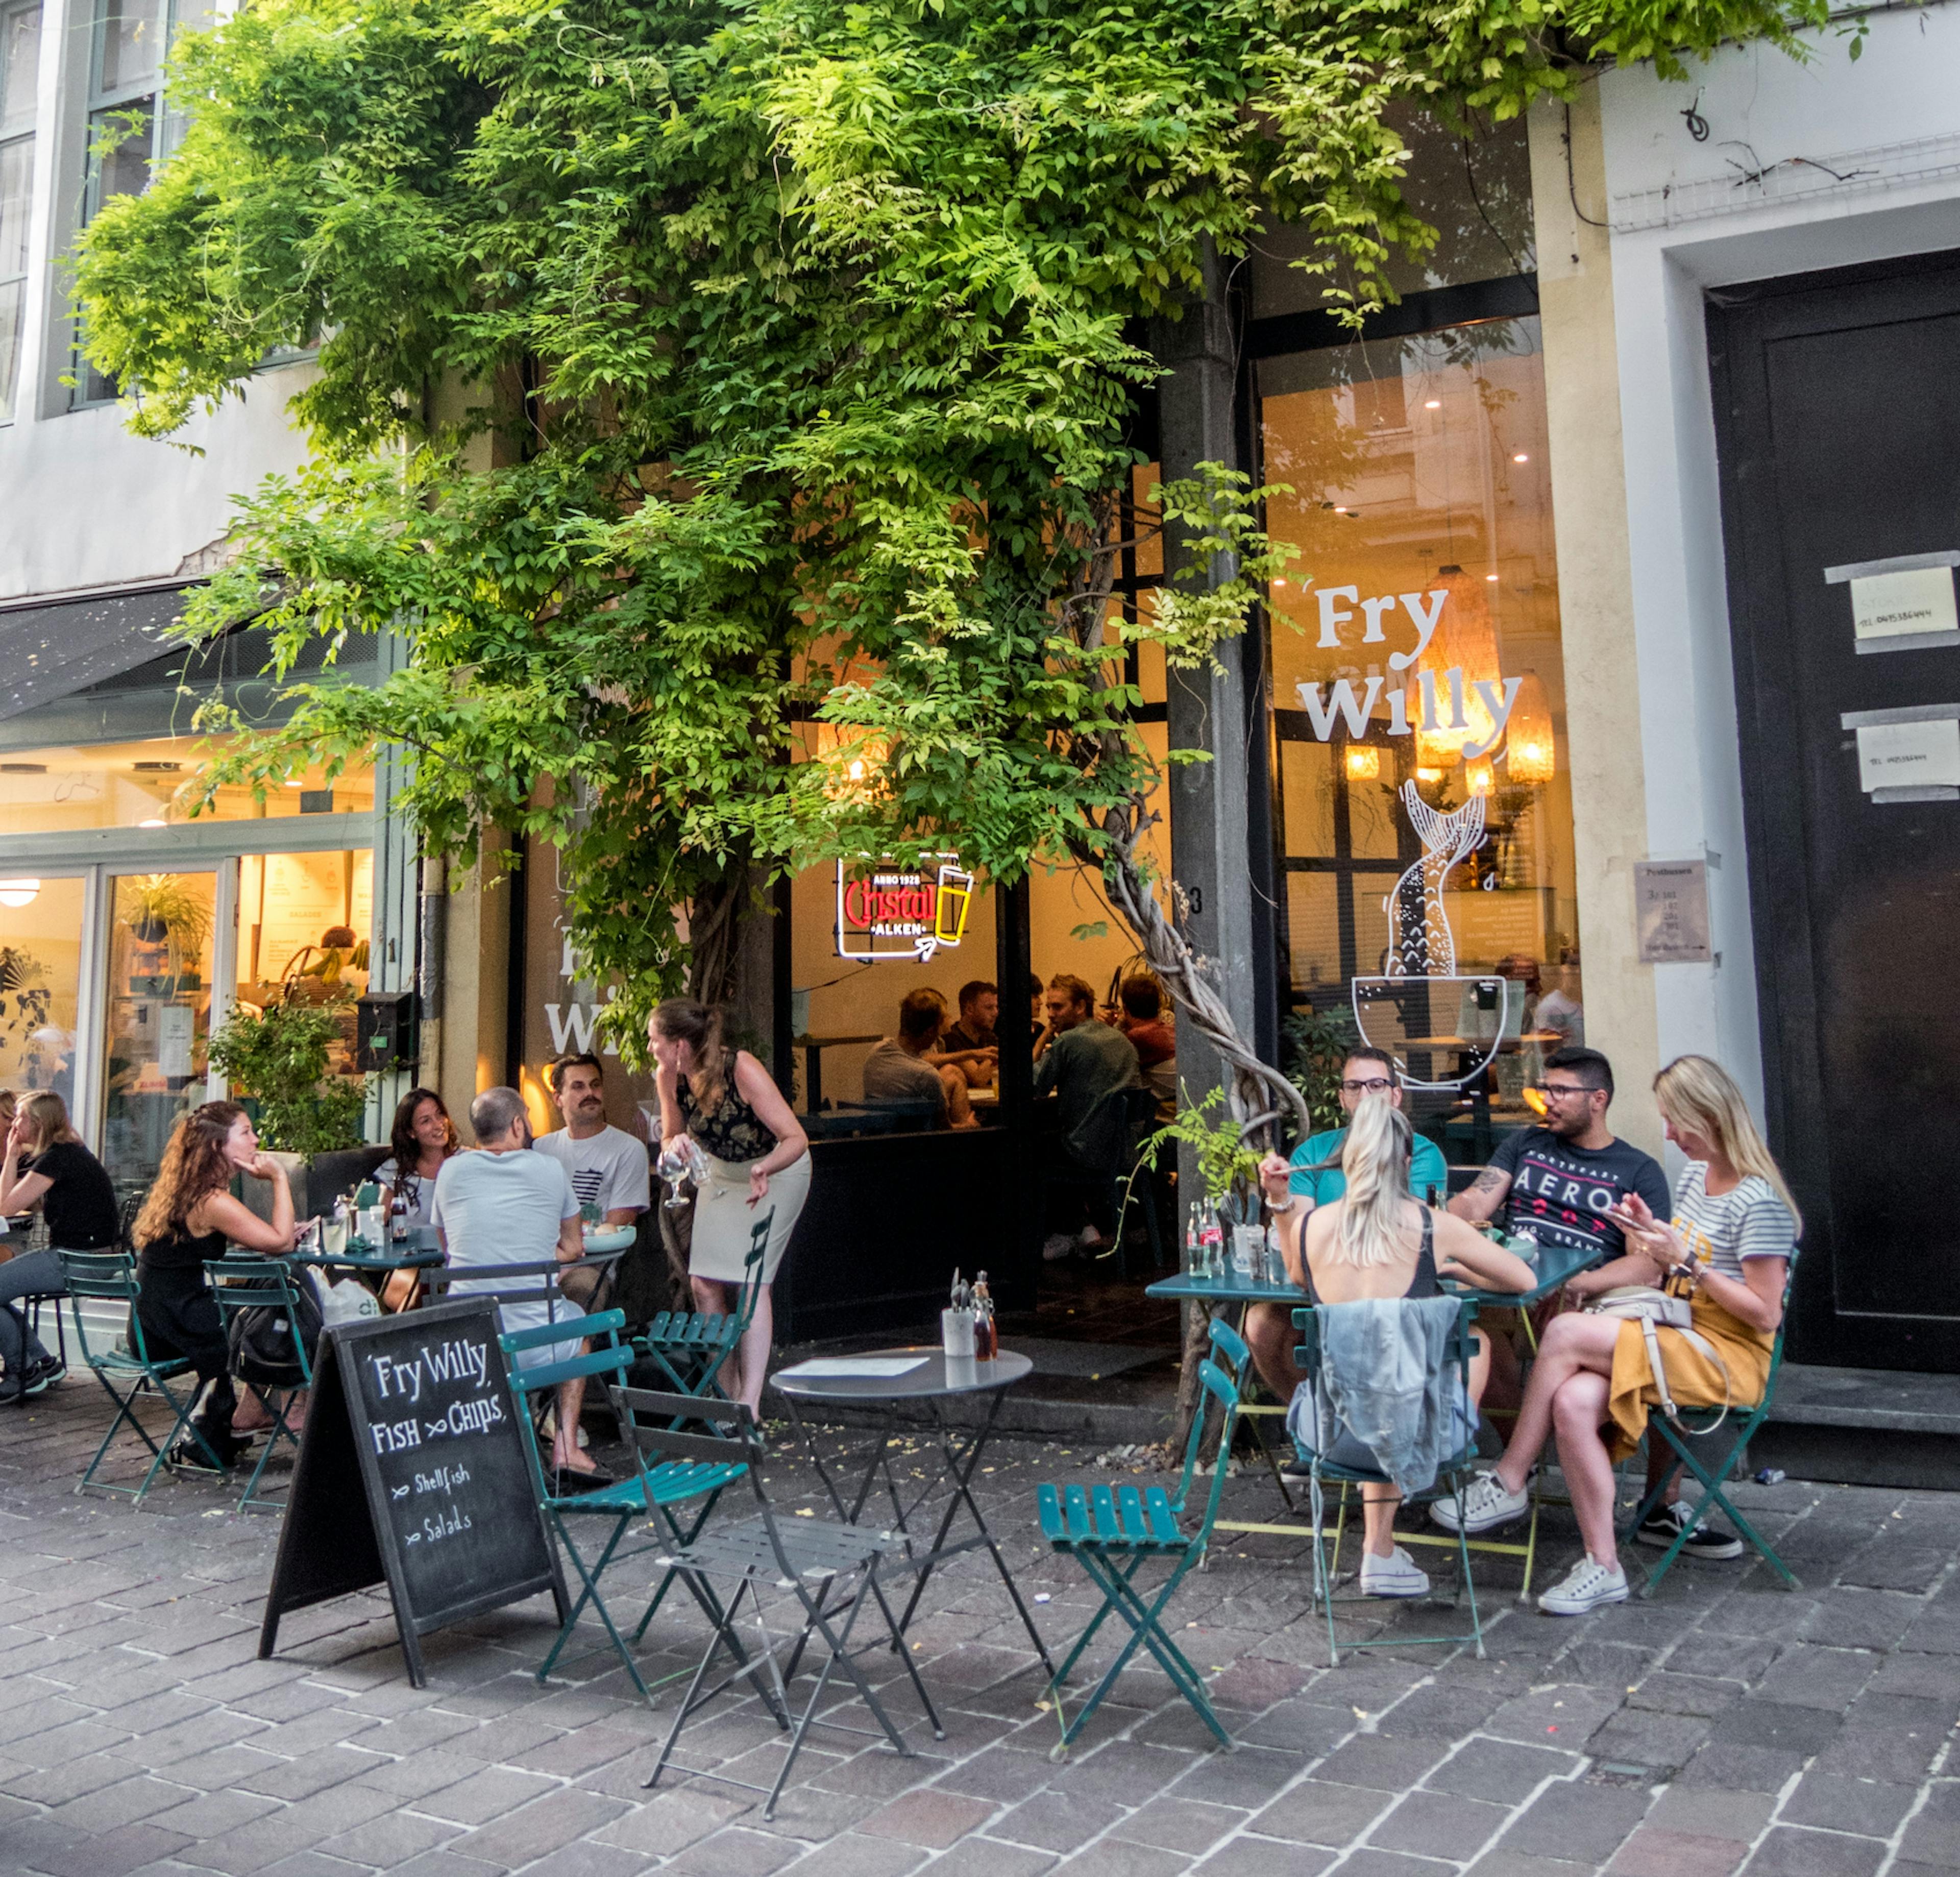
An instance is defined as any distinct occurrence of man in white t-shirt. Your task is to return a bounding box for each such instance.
[533,1054,652,1226]
[432,1086,605,1484]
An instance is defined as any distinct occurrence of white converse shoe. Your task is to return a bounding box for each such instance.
[1429,1468,1534,1533]
[1358,1546,1431,1599]
[1537,1554,1631,1616]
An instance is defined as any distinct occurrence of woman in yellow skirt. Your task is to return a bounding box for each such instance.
[1431,1056,1799,1615]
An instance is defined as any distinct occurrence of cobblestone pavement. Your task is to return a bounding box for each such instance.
[3,1370,1957,1877]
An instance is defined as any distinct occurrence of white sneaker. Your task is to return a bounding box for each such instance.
[1042,1234,1077,1261]
[1537,1554,1630,1616]
[1358,1546,1430,1599]
[1429,1468,1534,1533]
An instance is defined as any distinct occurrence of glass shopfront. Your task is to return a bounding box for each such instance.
[1258,313,1581,1160]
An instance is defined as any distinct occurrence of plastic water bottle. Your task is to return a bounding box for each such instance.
[1754,1467,1785,1486]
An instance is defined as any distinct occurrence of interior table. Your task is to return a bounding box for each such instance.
[770,1347,1056,1676]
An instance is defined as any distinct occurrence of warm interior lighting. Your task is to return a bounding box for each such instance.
[1343,744,1381,782]
[138,817,168,828]
[846,760,865,782]
[0,878,40,908]
[1424,399,1441,409]
[1513,452,1529,463]
[1523,1086,1549,1118]
[1416,766,1444,784]
[1504,672,1556,786]
[1466,760,1494,797]
[1411,566,1503,766]
[1484,573,1499,582]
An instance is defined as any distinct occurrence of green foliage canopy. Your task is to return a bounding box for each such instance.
[75,0,1835,1059]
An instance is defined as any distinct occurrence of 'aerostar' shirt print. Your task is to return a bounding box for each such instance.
[1487,1127,1672,1262]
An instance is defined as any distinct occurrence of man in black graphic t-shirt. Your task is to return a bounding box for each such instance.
[1450,1048,1670,1264]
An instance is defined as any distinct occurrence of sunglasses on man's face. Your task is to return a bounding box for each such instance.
[1340,1077,1394,1095]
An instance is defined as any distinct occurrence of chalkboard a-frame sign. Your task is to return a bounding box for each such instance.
[258,1298,568,1686]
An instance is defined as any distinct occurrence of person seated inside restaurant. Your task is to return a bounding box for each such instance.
[1238,1047,1450,1408]
[375,1086,462,1228]
[131,1102,301,1467]
[0,1091,119,1402]
[1432,1055,1797,1613]
[863,988,985,1129]
[1105,973,1177,1119]
[941,981,1001,1088]
[534,1052,652,1226]
[432,1086,605,1486]
[1260,1099,1534,1598]
[1036,973,1142,1260]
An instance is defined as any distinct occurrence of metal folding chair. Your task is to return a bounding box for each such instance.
[622,1385,943,1820]
[1621,1255,1802,1596]
[57,1249,228,1502]
[499,1310,748,1703]
[1293,1299,1489,1664]
[205,1254,317,1512]
[1037,1350,1242,1753]
[634,1210,771,1413]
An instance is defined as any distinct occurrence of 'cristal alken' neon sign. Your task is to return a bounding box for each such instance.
[836,857,975,963]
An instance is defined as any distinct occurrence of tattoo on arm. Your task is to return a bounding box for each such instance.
[1470,1169,1507,1193]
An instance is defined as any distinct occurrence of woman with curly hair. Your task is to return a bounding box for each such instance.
[132,1102,299,1467]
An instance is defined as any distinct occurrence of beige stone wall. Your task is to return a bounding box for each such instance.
[1527,87,1662,1156]
[434,836,512,1133]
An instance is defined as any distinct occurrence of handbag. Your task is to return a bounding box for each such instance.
[226,1272,326,1390]
[1583,1283,1732,1432]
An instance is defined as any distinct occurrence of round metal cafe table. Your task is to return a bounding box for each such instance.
[770,1347,1054,1674]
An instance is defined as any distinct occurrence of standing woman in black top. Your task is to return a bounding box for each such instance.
[1,1092,120,1401]
[131,1101,298,1466]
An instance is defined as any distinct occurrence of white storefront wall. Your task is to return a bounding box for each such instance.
[1598,1,1960,1116]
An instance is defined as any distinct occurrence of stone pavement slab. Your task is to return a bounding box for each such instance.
[2,1374,1957,1877]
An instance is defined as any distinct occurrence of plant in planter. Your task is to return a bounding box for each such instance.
[116,874,212,991]
[208,990,370,1154]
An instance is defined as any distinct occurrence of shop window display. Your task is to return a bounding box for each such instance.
[1260,316,1580,1159]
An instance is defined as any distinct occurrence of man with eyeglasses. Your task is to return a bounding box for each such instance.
[1240,1047,1448,1400]
[1448,1047,1670,1265]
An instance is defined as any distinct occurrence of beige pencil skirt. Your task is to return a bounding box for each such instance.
[688,1151,811,1284]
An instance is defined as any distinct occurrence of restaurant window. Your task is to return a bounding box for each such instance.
[1251,114,1534,319]
[1260,315,1581,1159]
[0,871,83,1110]
[0,0,38,423]
[0,736,376,835]
[71,0,214,406]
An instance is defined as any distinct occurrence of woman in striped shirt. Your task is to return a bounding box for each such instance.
[1432,1055,1797,1614]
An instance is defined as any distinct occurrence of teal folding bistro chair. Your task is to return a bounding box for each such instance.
[1292,1300,1488,1665]
[500,1309,749,1703]
[1621,1252,1802,1596]
[205,1254,317,1513]
[635,1211,771,1416]
[58,1249,228,1502]
[1037,1350,1242,1754]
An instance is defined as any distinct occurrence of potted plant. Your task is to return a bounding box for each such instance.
[208,991,373,1216]
[116,874,212,993]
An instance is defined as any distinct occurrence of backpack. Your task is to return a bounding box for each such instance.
[226,1274,325,1390]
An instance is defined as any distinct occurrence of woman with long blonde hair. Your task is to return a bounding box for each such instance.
[132,1102,299,1466]
[0,1090,119,1401]
[650,996,811,1413]
[1258,1096,1533,1599]
[1433,1055,1798,1614]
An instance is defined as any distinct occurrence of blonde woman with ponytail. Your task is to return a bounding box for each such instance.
[1259,1097,1534,1599]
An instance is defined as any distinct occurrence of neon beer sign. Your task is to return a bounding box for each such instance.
[836,856,975,962]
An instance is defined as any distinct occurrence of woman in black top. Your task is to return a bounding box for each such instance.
[0,1092,118,1401]
[132,1101,299,1466]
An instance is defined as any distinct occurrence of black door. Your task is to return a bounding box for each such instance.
[1711,251,1960,1372]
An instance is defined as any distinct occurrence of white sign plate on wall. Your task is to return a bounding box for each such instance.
[1825,551,1960,654]
[1840,703,1960,804]
[1633,860,1712,965]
